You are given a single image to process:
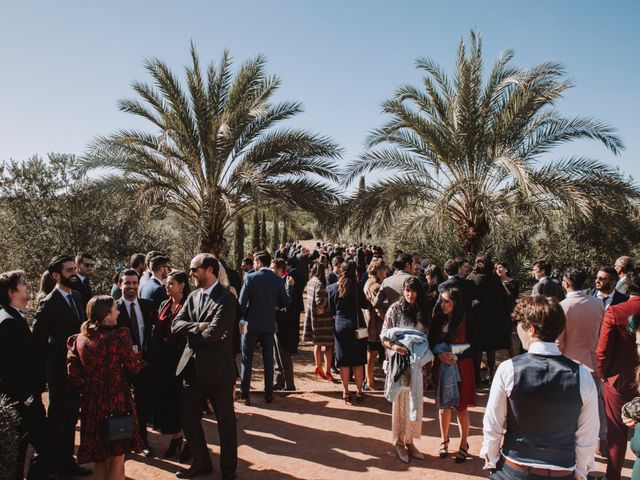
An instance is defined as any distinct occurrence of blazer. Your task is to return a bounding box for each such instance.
[532,276,565,300]
[139,277,168,310]
[32,288,85,379]
[590,288,629,308]
[172,283,238,384]
[558,291,605,372]
[116,297,157,355]
[0,306,43,402]
[437,274,483,311]
[375,271,414,311]
[596,295,640,397]
[70,277,92,309]
[238,268,291,333]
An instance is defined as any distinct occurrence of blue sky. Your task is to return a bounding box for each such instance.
[1,0,638,184]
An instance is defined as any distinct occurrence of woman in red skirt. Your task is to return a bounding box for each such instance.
[429,287,477,463]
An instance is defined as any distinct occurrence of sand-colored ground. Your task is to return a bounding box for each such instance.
[58,343,632,479]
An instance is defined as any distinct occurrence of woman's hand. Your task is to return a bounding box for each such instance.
[132,345,139,353]
[622,415,637,428]
[392,344,408,356]
[438,352,456,365]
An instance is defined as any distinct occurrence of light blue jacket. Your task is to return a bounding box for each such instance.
[381,327,433,421]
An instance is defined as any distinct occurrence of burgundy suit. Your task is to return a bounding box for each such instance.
[596,295,640,480]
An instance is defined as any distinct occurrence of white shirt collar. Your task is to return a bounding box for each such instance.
[55,285,72,298]
[77,273,86,283]
[595,289,612,299]
[528,341,561,355]
[123,297,138,307]
[201,281,218,297]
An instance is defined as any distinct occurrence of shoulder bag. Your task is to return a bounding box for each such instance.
[104,331,135,442]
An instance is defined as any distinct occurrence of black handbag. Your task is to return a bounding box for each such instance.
[104,332,134,442]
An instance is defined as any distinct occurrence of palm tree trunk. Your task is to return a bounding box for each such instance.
[457,218,490,256]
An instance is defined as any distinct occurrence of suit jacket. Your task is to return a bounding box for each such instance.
[558,291,605,372]
[437,274,482,310]
[238,268,291,333]
[139,277,168,310]
[32,288,85,381]
[172,283,238,383]
[116,297,157,356]
[375,271,414,311]
[596,295,640,397]
[532,276,565,300]
[71,276,92,308]
[590,288,628,308]
[0,306,43,402]
[617,276,630,296]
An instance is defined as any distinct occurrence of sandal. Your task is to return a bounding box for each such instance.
[438,439,449,459]
[454,443,470,463]
[342,392,352,404]
[355,392,364,402]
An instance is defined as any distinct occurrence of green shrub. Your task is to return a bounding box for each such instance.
[0,395,20,480]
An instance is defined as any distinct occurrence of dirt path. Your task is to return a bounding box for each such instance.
[105,344,630,479]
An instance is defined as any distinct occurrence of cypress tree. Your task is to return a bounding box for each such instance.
[251,210,260,250]
[233,216,245,272]
[260,211,268,251]
[281,220,288,245]
[271,216,280,253]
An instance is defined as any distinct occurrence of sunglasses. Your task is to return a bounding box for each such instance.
[189,266,204,273]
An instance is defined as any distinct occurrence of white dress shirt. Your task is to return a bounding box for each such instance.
[198,281,217,314]
[480,341,598,480]
[594,289,614,310]
[123,298,145,348]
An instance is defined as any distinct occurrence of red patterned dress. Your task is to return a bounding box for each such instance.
[67,326,143,463]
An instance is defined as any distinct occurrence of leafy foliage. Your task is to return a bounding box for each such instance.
[344,30,637,254]
[0,395,20,480]
[80,43,342,255]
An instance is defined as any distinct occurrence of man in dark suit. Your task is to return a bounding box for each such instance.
[172,254,238,480]
[438,259,481,311]
[592,266,628,309]
[71,252,94,309]
[32,255,90,478]
[116,269,158,456]
[238,251,292,404]
[139,255,171,310]
[531,259,565,300]
[596,268,640,480]
[0,270,49,480]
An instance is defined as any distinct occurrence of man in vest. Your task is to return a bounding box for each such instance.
[480,295,598,480]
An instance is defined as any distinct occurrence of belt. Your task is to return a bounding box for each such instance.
[503,458,573,477]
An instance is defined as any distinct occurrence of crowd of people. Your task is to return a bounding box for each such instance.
[1,243,640,480]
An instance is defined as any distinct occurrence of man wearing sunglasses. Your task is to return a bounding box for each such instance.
[72,252,95,309]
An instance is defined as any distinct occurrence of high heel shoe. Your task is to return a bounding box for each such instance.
[438,438,449,459]
[324,370,335,382]
[342,392,352,404]
[164,436,183,459]
[454,442,470,463]
[314,367,325,379]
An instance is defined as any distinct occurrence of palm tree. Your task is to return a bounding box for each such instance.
[344,31,637,254]
[82,43,342,255]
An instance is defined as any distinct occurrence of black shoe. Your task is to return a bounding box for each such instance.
[236,394,251,406]
[283,386,296,391]
[175,465,214,478]
[265,394,274,404]
[272,383,285,391]
[164,437,183,459]
[178,443,192,464]
[65,464,92,477]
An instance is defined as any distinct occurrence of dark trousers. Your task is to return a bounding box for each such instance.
[15,397,49,480]
[274,334,295,390]
[46,373,80,472]
[133,370,152,444]
[240,331,274,397]
[602,381,632,480]
[490,462,574,480]
[181,362,237,477]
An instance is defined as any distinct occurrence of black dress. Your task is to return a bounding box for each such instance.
[327,282,367,367]
[150,298,186,435]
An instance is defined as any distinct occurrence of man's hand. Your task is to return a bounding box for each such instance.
[286,276,295,286]
[393,344,408,356]
[438,352,456,365]
[197,322,208,332]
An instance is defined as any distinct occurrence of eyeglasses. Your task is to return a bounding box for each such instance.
[189,266,204,273]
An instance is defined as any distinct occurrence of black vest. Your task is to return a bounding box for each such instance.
[502,353,582,468]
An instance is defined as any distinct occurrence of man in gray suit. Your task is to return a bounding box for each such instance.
[531,259,565,300]
[374,253,416,313]
[171,254,238,480]
[614,256,635,295]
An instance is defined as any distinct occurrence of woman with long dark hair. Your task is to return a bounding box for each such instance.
[381,277,432,463]
[429,287,477,463]
[327,260,367,403]
[302,261,335,381]
[67,296,142,480]
[151,270,191,459]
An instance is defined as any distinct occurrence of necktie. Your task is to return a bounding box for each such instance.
[602,296,609,307]
[67,294,80,320]
[199,292,208,314]
[130,302,142,349]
